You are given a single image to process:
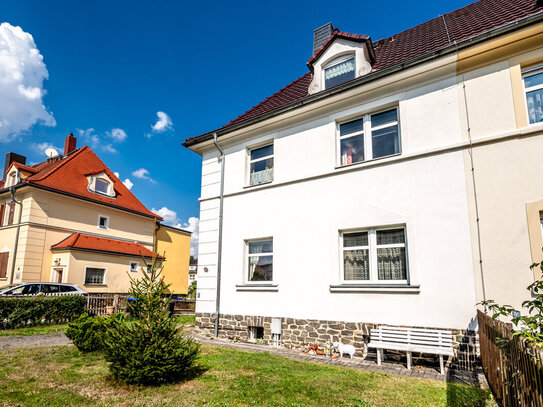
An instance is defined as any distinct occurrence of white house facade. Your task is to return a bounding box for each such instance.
[184,0,543,367]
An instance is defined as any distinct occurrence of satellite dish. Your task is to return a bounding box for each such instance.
[45,148,59,158]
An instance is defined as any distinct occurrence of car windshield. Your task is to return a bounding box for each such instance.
[7,284,40,295]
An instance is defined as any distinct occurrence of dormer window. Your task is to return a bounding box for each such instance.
[88,172,115,197]
[94,178,109,194]
[324,56,355,89]
[7,171,18,187]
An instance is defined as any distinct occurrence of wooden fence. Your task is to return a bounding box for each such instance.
[86,294,128,316]
[478,310,543,407]
[170,299,195,315]
[85,295,195,316]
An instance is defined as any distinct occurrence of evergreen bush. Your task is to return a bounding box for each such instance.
[104,256,200,385]
[0,295,86,328]
[66,313,122,352]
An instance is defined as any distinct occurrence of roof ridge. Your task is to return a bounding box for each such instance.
[29,146,88,182]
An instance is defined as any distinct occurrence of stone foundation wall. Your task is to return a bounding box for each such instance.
[195,312,479,369]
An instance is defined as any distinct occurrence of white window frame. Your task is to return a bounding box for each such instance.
[88,173,115,197]
[245,237,274,284]
[97,214,109,230]
[522,65,543,126]
[49,266,66,283]
[84,266,107,285]
[336,107,401,167]
[340,226,408,285]
[323,54,356,90]
[129,261,139,273]
[247,142,274,186]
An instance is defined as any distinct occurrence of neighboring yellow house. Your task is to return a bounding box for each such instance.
[155,223,191,296]
[0,134,191,295]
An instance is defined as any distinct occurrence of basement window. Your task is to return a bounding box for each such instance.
[249,326,264,340]
[129,262,139,273]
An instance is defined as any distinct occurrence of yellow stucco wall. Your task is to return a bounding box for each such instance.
[155,225,191,295]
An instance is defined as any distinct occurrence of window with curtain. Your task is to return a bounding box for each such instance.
[247,239,273,282]
[524,67,543,124]
[249,144,274,186]
[325,57,355,89]
[341,227,408,283]
[339,108,400,166]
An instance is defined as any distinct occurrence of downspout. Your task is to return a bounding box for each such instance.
[213,133,225,338]
[8,186,22,285]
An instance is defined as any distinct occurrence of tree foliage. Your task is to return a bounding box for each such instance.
[103,255,200,385]
[479,262,543,347]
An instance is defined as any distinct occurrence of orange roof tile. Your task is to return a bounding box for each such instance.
[51,232,161,259]
[13,146,160,219]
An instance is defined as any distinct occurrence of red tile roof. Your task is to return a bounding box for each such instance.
[11,146,161,219]
[10,162,38,174]
[51,232,161,259]
[185,0,543,145]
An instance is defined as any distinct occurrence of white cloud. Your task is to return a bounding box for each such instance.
[107,128,127,142]
[122,178,133,190]
[132,168,155,183]
[182,216,199,257]
[0,23,55,141]
[32,142,61,157]
[113,171,134,190]
[152,206,179,224]
[77,127,127,153]
[145,111,173,138]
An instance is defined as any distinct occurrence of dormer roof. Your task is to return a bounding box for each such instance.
[307,29,375,71]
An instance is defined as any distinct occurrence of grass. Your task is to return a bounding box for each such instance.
[0,323,67,337]
[0,344,495,407]
[172,315,196,325]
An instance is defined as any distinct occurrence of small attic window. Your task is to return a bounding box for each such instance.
[324,56,355,89]
[88,173,115,197]
[95,178,109,194]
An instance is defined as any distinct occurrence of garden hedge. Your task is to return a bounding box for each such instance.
[0,295,86,329]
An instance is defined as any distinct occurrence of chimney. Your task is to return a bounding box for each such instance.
[4,152,26,180]
[313,23,334,55]
[64,133,77,155]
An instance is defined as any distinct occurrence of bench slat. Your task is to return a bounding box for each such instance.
[367,341,455,356]
[372,326,453,335]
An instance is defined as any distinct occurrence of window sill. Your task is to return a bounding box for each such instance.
[84,284,107,287]
[243,180,273,189]
[335,152,401,170]
[329,284,420,293]
[236,284,278,292]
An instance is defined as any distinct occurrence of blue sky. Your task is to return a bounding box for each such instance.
[0,0,472,251]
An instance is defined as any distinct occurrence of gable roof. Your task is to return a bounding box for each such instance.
[184,0,543,147]
[4,146,161,219]
[51,232,161,259]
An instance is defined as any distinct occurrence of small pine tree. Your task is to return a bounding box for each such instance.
[103,255,200,385]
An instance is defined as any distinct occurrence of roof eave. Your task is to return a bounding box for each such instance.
[0,183,162,221]
[183,11,543,150]
[50,246,161,259]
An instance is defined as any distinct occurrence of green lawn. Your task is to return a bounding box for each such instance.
[0,344,494,406]
[0,323,67,337]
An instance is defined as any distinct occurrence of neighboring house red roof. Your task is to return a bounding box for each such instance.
[51,232,161,259]
[10,162,38,174]
[6,146,160,219]
[184,0,543,145]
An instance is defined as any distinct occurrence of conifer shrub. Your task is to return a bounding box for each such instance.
[103,256,200,385]
[66,313,122,352]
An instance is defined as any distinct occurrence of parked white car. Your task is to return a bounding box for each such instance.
[0,282,88,296]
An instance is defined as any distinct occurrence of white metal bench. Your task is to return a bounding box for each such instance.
[367,326,454,374]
